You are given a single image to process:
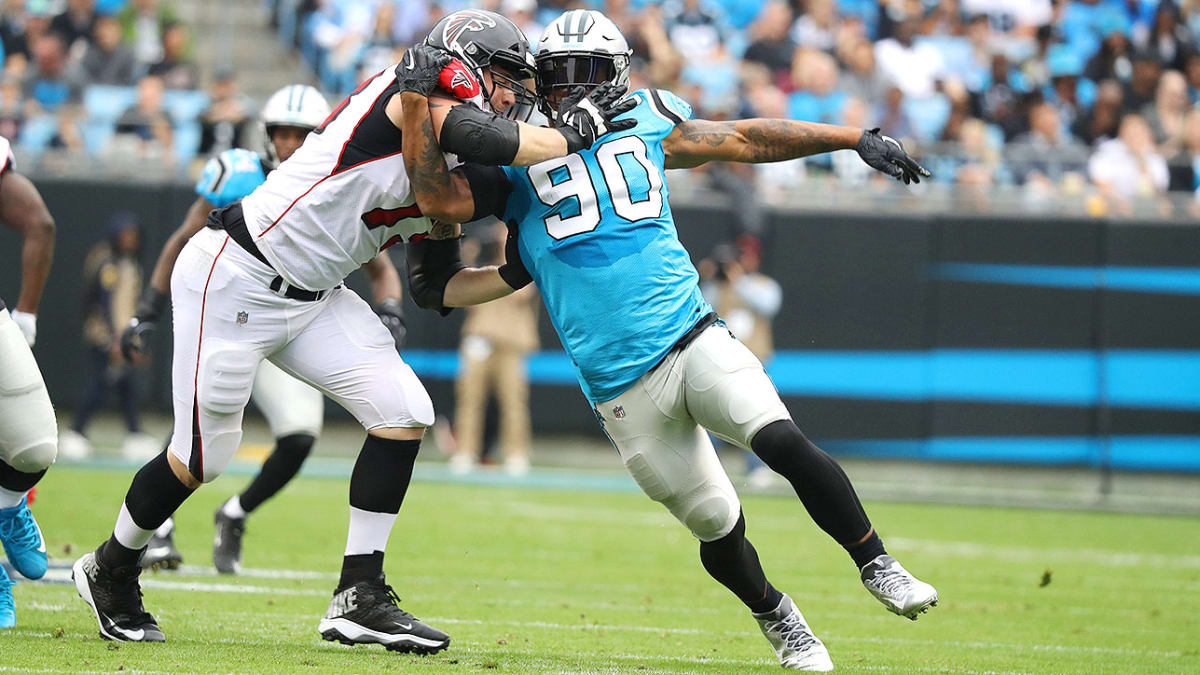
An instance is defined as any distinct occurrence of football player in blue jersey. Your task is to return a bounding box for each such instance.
[399,10,937,670]
[121,84,409,575]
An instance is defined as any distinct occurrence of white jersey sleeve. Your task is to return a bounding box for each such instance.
[0,136,15,175]
[239,67,479,291]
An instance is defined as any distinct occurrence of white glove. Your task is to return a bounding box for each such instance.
[10,310,36,346]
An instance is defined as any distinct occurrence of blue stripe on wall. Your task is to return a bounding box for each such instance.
[404,349,1200,410]
[820,436,1200,472]
[933,263,1200,296]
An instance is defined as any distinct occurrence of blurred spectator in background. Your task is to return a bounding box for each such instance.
[839,37,886,103]
[21,32,83,152]
[791,0,836,53]
[306,0,373,94]
[1,0,35,70]
[1009,101,1088,187]
[1088,113,1169,211]
[874,18,943,98]
[70,14,135,87]
[1123,49,1163,114]
[1085,30,1133,83]
[1168,108,1200,195]
[789,49,844,125]
[699,236,781,489]
[356,0,401,83]
[147,20,197,89]
[0,76,23,139]
[1074,77,1125,144]
[198,69,254,156]
[451,222,539,477]
[1142,69,1190,155]
[1186,52,1200,104]
[120,0,180,71]
[49,0,97,55]
[961,0,1051,41]
[1137,1,1191,72]
[503,0,544,49]
[60,213,154,461]
[112,74,172,161]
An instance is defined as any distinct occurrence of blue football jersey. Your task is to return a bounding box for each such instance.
[195,148,268,207]
[501,89,712,403]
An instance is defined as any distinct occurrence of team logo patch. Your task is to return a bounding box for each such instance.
[443,10,497,49]
[439,58,482,100]
[613,406,626,419]
[236,311,248,325]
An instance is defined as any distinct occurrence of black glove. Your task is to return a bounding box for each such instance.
[497,220,532,290]
[396,45,451,97]
[375,298,407,350]
[121,287,168,361]
[556,82,639,153]
[855,128,931,185]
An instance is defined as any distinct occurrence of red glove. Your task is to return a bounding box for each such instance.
[438,57,482,101]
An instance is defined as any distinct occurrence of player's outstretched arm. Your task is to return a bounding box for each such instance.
[120,195,212,360]
[406,221,531,314]
[662,120,931,183]
[0,170,55,345]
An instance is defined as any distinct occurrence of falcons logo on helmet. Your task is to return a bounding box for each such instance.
[438,58,482,100]
[443,10,497,49]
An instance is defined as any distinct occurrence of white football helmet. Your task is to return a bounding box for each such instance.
[536,10,631,120]
[259,84,331,165]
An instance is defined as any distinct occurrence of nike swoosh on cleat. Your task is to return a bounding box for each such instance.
[106,621,144,641]
[394,622,413,630]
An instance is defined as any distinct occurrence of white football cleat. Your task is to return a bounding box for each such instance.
[753,593,834,671]
[860,554,938,620]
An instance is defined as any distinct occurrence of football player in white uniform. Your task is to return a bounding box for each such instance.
[121,85,409,576]
[72,9,637,653]
[0,134,57,629]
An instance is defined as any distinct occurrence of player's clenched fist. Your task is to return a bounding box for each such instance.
[396,45,451,97]
[555,83,638,153]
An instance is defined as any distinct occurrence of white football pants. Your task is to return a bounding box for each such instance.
[596,324,790,542]
[169,228,432,483]
[0,308,57,473]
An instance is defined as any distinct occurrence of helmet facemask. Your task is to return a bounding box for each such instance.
[485,53,538,122]
[535,51,628,122]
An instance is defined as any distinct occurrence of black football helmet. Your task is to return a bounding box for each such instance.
[425,9,538,121]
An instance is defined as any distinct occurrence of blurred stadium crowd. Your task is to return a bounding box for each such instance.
[3,0,1200,216]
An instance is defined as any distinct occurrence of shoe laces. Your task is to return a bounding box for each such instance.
[371,580,416,621]
[770,612,820,653]
[0,504,40,551]
[103,565,153,622]
[871,565,914,597]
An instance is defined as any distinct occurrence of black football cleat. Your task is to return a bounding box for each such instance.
[317,573,450,654]
[212,509,245,575]
[72,551,165,642]
[140,521,183,571]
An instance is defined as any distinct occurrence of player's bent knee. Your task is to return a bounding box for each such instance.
[750,419,808,469]
[677,484,740,542]
[8,437,57,473]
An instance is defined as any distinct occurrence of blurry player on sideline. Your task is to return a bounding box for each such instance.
[120,84,409,574]
[0,134,57,629]
[72,9,636,653]
[399,9,937,670]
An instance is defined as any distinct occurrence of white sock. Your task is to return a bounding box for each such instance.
[344,506,397,556]
[154,518,174,538]
[221,495,247,519]
[0,485,26,509]
[113,503,156,550]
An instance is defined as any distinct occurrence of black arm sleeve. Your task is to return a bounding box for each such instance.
[497,220,532,290]
[457,163,512,222]
[440,104,521,166]
[405,237,466,316]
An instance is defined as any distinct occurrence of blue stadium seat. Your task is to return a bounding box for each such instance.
[83,85,138,123]
[902,95,952,143]
[163,90,210,127]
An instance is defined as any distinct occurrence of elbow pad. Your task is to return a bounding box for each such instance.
[406,237,466,316]
[440,105,520,166]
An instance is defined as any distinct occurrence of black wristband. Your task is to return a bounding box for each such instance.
[136,287,169,322]
[498,224,532,290]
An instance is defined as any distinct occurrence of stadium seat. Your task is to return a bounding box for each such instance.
[902,95,952,143]
[163,90,210,128]
[83,85,138,123]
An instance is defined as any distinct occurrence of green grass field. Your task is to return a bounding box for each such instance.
[2,464,1198,673]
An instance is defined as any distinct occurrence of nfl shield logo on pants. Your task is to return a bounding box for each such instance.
[613,406,626,419]
[236,311,248,325]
